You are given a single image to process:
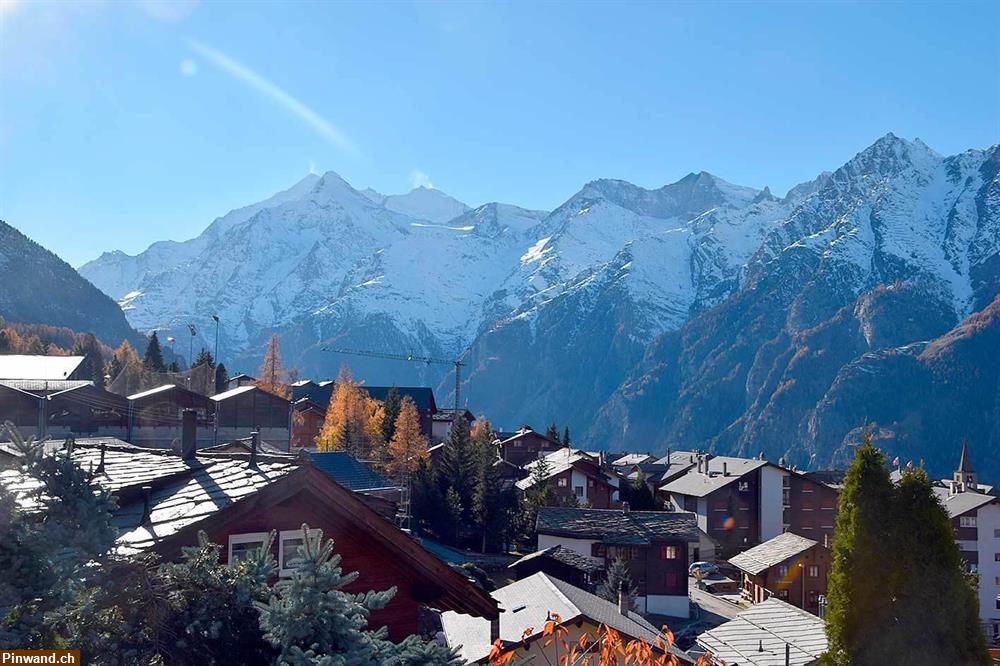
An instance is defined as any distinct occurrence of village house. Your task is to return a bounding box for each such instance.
[0,417,497,641]
[728,531,831,615]
[497,426,563,467]
[692,597,828,666]
[125,383,215,449]
[508,544,604,592]
[430,407,475,442]
[535,505,701,616]
[516,448,618,508]
[290,396,325,449]
[440,572,693,664]
[210,384,291,451]
[933,444,1000,643]
[226,372,257,390]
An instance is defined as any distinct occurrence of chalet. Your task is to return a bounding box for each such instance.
[0,424,498,641]
[440,572,693,664]
[226,373,257,389]
[612,453,657,466]
[498,427,562,467]
[508,545,603,591]
[211,385,291,451]
[431,408,475,442]
[535,506,699,616]
[728,532,831,615]
[692,598,828,665]
[290,397,325,449]
[933,444,1000,643]
[0,379,128,441]
[516,448,617,508]
[126,384,215,449]
[783,466,840,549]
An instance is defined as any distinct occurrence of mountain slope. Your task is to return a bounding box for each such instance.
[0,220,138,347]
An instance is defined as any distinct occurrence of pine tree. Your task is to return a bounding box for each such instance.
[411,458,448,540]
[214,362,229,393]
[386,396,428,480]
[70,332,105,387]
[439,414,474,512]
[256,334,290,399]
[142,332,166,373]
[562,426,571,447]
[598,557,638,611]
[194,349,215,368]
[545,422,559,442]
[517,454,553,546]
[380,386,402,445]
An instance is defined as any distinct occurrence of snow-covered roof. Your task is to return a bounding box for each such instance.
[694,598,828,665]
[0,355,85,380]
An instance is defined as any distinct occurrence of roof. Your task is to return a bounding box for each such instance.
[660,456,768,497]
[728,532,820,576]
[695,598,828,665]
[432,408,475,422]
[509,544,603,574]
[0,379,92,395]
[309,452,395,491]
[932,486,997,518]
[126,384,214,409]
[536,507,700,544]
[442,573,686,663]
[210,384,289,403]
[201,437,291,456]
[957,442,974,473]
[0,354,85,380]
[612,453,656,466]
[499,427,560,446]
[516,448,600,490]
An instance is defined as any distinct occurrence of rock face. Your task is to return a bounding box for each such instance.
[77,135,1000,478]
[0,220,139,347]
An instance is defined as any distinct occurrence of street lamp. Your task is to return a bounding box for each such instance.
[212,315,220,367]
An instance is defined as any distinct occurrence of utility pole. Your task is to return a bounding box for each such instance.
[212,315,220,368]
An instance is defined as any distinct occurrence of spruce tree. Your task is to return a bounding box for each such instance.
[439,414,474,513]
[214,362,229,393]
[194,349,215,368]
[71,332,105,387]
[598,557,638,611]
[545,422,560,442]
[562,426,571,447]
[142,332,166,373]
[381,386,402,445]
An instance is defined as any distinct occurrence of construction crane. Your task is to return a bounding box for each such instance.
[321,347,465,415]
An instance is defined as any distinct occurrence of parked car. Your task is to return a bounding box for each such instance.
[688,561,719,577]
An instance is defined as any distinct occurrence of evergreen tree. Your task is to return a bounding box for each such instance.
[256,334,290,399]
[517,454,553,546]
[439,414,474,514]
[386,396,428,480]
[380,386,402,446]
[194,349,215,368]
[167,360,181,373]
[214,362,229,393]
[545,422,559,442]
[410,458,448,540]
[598,557,637,611]
[0,328,12,353]
[70,332,105,387]
[142,332,166,373]
[562,426,571,447]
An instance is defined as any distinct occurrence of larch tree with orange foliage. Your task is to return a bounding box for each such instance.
[256,334,291,399]
[386,395,428,480]
[316,365,381,458]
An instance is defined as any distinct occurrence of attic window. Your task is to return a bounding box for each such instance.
[279,528,322,576]
[228,532,269,564]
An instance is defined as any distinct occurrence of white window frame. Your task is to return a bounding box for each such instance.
[960,515,977,528]
[228,532,269,564]
[278,528,321,576]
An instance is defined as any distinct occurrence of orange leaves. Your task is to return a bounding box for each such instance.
[489,638,515,665]
[386,395,428,478]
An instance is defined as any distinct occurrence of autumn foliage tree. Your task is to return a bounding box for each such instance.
[316,366,381,458]
[386,395,428,480]
[255,334,291,399]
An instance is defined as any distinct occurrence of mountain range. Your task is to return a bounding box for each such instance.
[74,133,1000,478]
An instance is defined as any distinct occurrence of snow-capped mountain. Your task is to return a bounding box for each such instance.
[79,135,999,466]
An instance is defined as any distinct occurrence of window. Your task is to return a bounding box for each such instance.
[995,576,1000,586]
[802,500,814,512]
[574,486,584,497]
[802,484,813,493]
[588,478,595,487]
[960,516,977,528]
[712,501,727,512]
[808,590,818,604]
[778,565,789,578]
[782,475,791,488]
[782,488,791,508]
[808,565,819,578]
[739,503,751,512]
[994,528,1000,538]
[228,532,269,564]
[609,546,637,561]
[278,529,321,575]
[821,498,836,510]
[557,477,568,487]
[738,481,750,492]
[660,545,678,560]
[776,589,789,599]
[591,543,607,558]
[995,553,1000,562]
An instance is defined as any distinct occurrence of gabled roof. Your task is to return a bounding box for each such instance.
[432,408,475,422]
[957,441,975,472]
[694,598,828,665]
[0,354,85,380]
[210,384,289,403]
[516,448,601,490]
[612,453,656,466]
[728,532,820,576]
[509,545,603,574]
[201,437,291,456]
[441,573,688,664]
[309,452,395,491]
[127,383,214,409]
[660,456,768,497]
[536,507,700,544]
[0,379,92,395]
[499,427,560,446]
[932,486,997,518]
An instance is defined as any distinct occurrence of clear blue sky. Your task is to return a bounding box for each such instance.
[1,1,998,267]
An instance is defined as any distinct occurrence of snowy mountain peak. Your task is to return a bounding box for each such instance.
[383,186,470,224]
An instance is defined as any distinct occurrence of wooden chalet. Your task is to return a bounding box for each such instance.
[126,384,215,449]
[515,448,618,508]
[0,379,128,440]
[508,545,603,592]
[0,428,498,641]
[535,506,699,617]
[431,408,475,442]
[211,385,291,451]
[728,532,831,615]
[497,427,562,467]
[290,396,325,449]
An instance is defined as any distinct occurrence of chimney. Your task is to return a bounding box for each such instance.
[490,614,500,642]
[622,501,630,515]
[785,642,791,666]
[250,430,260,467]
[618,581,630,615]
[95,441,106,475]
[723,462,729,477]
[181,408,197,460]
[140,484,153,524]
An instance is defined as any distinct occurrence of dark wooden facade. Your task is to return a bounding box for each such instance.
[783,473,839,548]
[499,429,562,467]
[739,542,831,615]
[548,463,616,509]
[290,398,325,449]
[678,469,762,558]
[591,539,689,600]
[213,386,290,429]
